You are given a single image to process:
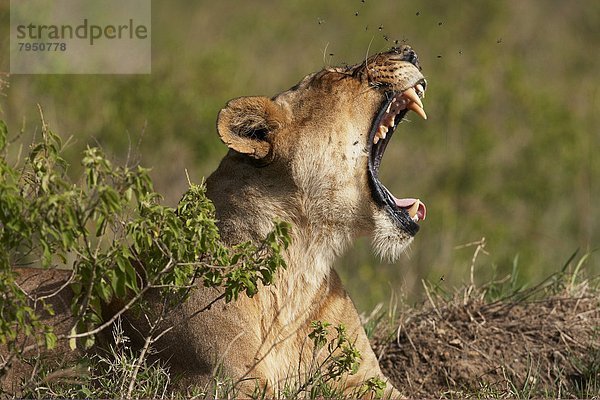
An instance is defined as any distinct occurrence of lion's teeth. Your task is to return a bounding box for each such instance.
[415,83,425,97]
[384,115,394,127]
[408,200,421,219]
[386,97,398,114]
[373,130,382,144]
[373,125,388,144]
[403,87,424,109]
[380,126,388,139]
[408,101,427,120]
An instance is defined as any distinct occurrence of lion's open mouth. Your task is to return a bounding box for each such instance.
[367,81,428,236]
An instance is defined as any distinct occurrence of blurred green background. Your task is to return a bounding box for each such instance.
[1,0,598,311]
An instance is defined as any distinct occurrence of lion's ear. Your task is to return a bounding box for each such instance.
[217,96,287,160]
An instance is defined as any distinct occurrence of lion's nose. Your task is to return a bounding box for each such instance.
[403,48,420,69]
[391,46,421,70]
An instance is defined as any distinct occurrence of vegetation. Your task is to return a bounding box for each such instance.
[21,318,388,400]
[0,115,290,395]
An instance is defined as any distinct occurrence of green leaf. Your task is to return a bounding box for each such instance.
[96,279,113,303]
[69,326,78,350]
[84,334,95,349]
[115,269,127,298]
[44,331,57,350]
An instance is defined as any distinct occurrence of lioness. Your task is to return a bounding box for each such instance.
[164,45,427,397]
[7,46,428,397]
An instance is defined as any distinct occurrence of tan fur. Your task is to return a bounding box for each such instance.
[4,48,426,398]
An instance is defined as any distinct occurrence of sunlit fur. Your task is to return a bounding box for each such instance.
[371,209,413,262]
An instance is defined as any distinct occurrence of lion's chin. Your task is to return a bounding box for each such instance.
[371,210,414,263]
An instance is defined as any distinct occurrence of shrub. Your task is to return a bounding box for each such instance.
[0,110,290,388]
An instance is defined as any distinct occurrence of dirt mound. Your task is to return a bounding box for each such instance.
[374,287,600,397]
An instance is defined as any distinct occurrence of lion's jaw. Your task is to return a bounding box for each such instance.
[208,46,428,281]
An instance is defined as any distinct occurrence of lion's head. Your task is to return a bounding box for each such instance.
[209,46,427,263]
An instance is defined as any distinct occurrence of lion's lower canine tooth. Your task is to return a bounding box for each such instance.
[408,200,421,219]
[408,101,427,120]
[373,136,380,144]
[403,87,424,109]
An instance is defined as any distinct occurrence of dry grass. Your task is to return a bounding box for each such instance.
[373,257,600,398]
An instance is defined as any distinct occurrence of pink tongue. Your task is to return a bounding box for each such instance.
[394,197,427,221]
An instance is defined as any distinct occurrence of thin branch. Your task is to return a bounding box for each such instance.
[126,312,173,399]
[64,259,175,341]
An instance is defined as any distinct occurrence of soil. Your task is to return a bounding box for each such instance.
[374,287,600,398]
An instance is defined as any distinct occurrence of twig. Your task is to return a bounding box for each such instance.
[35,270,77,302]
[421,280,442,319]
[56,259,175,342]
[126,321,173,399]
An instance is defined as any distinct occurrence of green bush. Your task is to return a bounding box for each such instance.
[0,111,290,368]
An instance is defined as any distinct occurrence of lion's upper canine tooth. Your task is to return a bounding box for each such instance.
[403,87,424,109]
[408,200,421,219]
[407,101,427,120]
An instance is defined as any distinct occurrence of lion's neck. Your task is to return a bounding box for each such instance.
[258,218,353,325]
[218,205,351,323]
[207,168,354,323]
